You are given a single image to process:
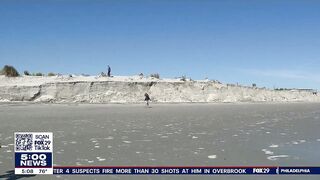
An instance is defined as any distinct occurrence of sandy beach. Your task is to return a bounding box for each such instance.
[1,103,320,179]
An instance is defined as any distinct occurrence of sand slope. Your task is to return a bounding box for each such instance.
[0,75,319,103]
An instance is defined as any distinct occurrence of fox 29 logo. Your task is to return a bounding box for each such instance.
[15,152,52,168]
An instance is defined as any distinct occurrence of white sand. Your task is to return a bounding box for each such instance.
[0,75,319,103]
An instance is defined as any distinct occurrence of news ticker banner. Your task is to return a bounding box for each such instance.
[52,166,320,175]
[14,132,320,175]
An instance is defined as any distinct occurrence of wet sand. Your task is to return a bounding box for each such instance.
[1,103,320,179]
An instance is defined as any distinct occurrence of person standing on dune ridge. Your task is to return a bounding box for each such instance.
[107,65,111,77]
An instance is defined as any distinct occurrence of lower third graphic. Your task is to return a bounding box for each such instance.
[14,132,53,175]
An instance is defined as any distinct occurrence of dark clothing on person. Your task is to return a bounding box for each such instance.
[107,66,111,77]
[144,93,150,106]
[145,93,150,101]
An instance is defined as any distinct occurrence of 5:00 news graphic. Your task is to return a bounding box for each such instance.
[14,132,53,175]
[14,132,320,176]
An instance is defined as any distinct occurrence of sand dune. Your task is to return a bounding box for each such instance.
[0,75,319,103]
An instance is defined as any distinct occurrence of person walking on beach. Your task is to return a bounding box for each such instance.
[144,93,150,106]
[107,65,111,77]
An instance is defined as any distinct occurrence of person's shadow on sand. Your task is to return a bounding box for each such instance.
[0,170,36,180]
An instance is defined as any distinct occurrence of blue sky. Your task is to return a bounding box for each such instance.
[1,0,320,89]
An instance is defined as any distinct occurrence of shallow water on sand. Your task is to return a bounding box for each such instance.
[1,103,320,179]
